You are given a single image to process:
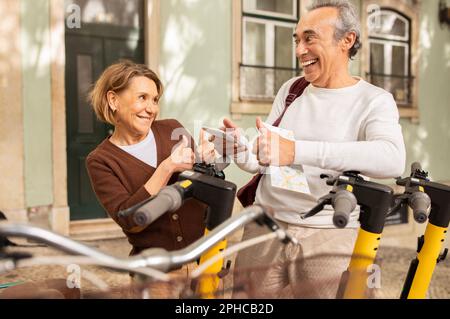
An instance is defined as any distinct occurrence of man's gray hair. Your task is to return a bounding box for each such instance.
[308,0,362,59]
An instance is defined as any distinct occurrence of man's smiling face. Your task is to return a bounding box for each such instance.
[294,7,349,87]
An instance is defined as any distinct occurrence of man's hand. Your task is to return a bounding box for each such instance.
[221,118,247,158]
[198,118,248,164]
[198,128,217,164]
[253,117,295,166]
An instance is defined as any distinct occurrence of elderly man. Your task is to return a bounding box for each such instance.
[202,0,406,298]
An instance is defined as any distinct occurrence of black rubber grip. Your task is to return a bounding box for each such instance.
[133,187,182,227]
[411,162,422,174]
[332,190,357,229]
[409,192,431,224]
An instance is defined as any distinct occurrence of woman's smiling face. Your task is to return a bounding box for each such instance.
[112,76,160,142]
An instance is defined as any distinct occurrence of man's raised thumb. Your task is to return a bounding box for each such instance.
[256,117,264,131]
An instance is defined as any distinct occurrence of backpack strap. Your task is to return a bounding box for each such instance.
[272,77,309,127]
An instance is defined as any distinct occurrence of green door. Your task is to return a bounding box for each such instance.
[65,1,145,220]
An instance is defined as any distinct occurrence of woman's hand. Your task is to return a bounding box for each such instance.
[222,118,248,159]
[145,135,194,196]
[163,135,195,173]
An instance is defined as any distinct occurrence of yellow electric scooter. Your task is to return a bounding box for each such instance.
[302,171,395,299]
[393,163,449,299]
[118,163,237,298]
[177,165,236,298]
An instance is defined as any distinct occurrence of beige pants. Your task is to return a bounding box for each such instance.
[129,262,197,299]
[232,221,358,299]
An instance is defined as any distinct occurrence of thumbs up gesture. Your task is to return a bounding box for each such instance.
[253,117,295,167]
[165,135,195,173]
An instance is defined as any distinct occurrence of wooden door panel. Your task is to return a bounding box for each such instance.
[66,35,108,220]
[65,34,145,220]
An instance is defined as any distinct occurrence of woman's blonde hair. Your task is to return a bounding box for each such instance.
[89,60,163,125]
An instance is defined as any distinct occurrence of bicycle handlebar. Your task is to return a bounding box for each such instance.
[0,223,119,265]
[0,205,295,275]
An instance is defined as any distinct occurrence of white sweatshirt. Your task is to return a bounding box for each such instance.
[235,77,406,228]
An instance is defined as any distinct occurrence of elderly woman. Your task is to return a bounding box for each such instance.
[86,60,206,264]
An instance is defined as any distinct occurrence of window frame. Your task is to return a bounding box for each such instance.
[231,0,304,117]
[242,0,298,20]
[241,15,299,100]
[368,9,410,42]
[368,38,411,105]
[361,0,420,122]
[368,38,410,76]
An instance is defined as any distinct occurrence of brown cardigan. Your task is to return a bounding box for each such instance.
[86,119,207,255]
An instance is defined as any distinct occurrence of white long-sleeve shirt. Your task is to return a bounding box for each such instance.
[117,130,157,168]
[235,77,406,228]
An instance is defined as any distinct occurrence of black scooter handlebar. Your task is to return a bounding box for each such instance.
[409,191,431,224]
[332,190,357,229]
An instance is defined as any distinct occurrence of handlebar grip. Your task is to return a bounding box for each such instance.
[411,162,422,174]
[133,186,183,227]
[332,190,357,229]
[408,191,431,224]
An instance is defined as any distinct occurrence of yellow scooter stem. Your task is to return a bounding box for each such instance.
[341,228,381,299]
[401,223,448,299]
[196,229,227,299]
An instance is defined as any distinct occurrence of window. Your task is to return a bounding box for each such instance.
[367,9,413,107]
[361,0,420,120]
[240,0,300,101]
[65,0,144,28]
